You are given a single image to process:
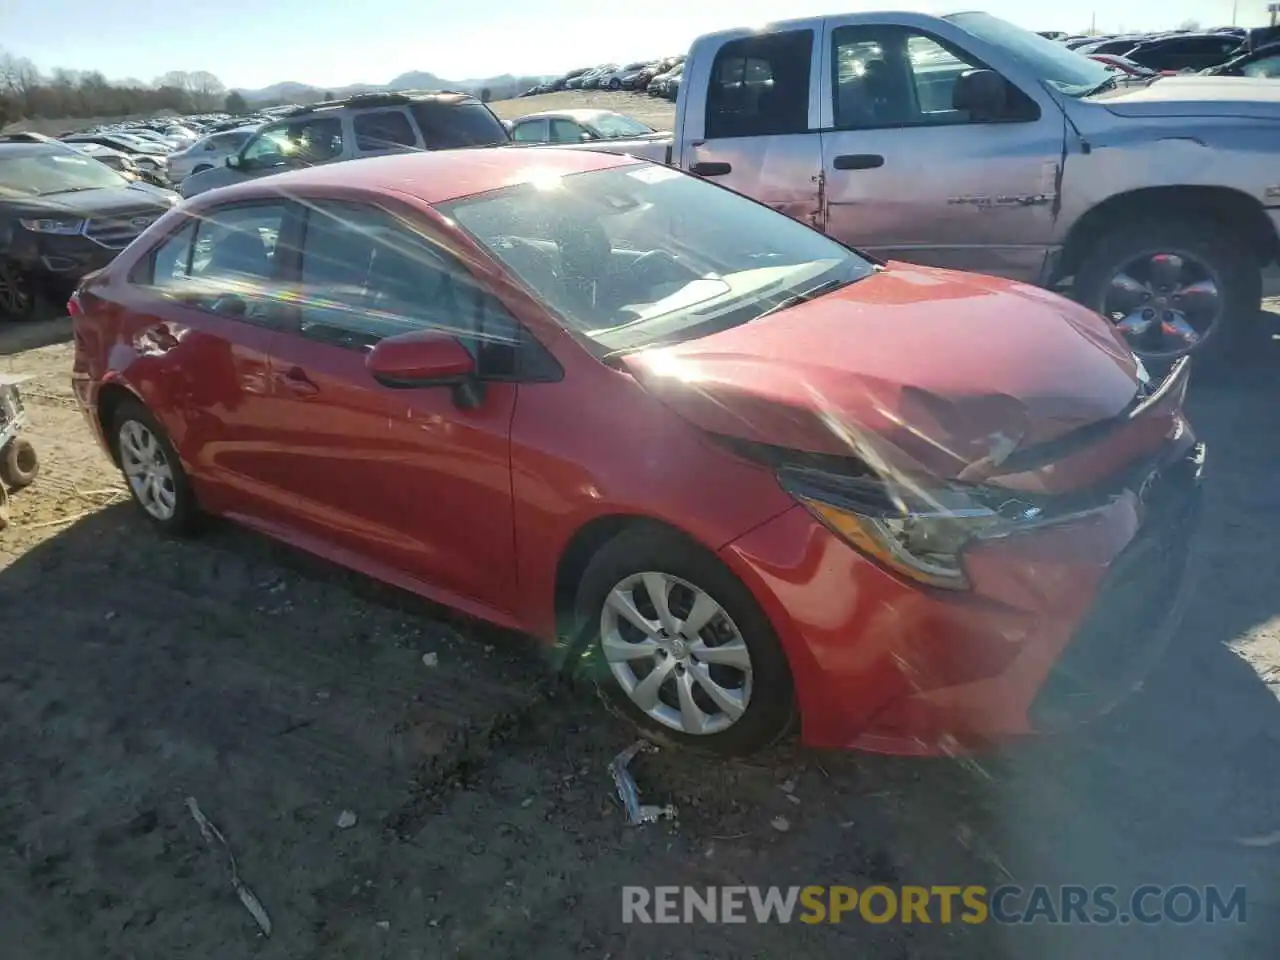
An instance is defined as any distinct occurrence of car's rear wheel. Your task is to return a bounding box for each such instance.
[1072,217,1261,371]
[111,400,200,535]
[0,438,39,489]
[574,526,794,756]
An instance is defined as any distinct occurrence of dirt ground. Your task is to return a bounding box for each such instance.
[2,302,1280,953]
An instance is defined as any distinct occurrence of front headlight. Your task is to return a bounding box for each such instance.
[778,466,1042,590]
[19,217,85,235]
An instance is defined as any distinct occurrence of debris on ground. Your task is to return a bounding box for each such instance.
[336,809,358,830]
[608,740,677,826]
[184,797,273,938]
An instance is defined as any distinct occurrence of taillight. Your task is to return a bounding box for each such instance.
[67,290,84,319]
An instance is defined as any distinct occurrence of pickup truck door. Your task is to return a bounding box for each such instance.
[817,16,1068,283]
[675,21,825,229]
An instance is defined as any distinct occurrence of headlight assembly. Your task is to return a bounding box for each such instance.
[777,466,1044,590]
[19,217,85,235]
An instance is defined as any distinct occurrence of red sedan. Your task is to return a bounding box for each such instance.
[70,149,1203,756]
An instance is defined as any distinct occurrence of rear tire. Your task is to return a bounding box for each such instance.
[0,438,39,489]
[572,525,795,756]
[111,399,201,536]
[1071,217,1261,373]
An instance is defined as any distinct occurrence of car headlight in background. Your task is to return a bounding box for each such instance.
[19,217,85,235]
[778,466,1043,590]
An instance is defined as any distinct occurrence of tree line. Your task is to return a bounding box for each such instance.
[1,49,234,128]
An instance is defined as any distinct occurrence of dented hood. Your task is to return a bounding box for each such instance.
[623,265,1141,480]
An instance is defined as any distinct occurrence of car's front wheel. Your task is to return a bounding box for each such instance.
[0,261,38,322]
[111,400,200,535]
[574,526,795,756]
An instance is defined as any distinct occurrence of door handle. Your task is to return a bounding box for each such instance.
[690,161,732,177]
[277,366,319,396]
[832,154,885,171]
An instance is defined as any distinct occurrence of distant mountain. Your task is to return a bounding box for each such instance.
[233,71,552,105]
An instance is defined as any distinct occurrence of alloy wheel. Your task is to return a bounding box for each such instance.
[118,420,178,520]
[0,265,33,317]
[1099,251,1223,361]
[599,571,753,736]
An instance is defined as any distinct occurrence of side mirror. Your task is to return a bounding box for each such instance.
[226,154,242,169]
[580,131,596,142]
[952,69,1009,121]
[367,330,482,403]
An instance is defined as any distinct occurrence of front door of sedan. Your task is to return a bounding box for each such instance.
[261,199,521,616]
[111,200,298,513]
[678,25,826,230]
[818,19,1066,283]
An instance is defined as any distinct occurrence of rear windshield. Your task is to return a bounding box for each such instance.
[410,101,510,149]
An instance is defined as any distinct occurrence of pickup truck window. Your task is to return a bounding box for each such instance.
[441,163,875,354]
[834,27,994,128]
[706,30,812,140]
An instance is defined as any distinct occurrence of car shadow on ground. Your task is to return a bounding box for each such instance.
[0,336,1277,958]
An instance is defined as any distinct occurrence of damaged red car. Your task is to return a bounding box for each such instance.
[70,149,1203,756]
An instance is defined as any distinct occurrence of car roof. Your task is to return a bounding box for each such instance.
[214,147,641,206]
[516,109,614,123]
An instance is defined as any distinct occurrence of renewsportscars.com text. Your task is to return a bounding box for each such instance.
[621,884,1248,925]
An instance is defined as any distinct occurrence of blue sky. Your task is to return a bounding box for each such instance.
[0,0,1259,89]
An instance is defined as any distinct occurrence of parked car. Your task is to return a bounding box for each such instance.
[1087,54,1167,79]
[167,126,260,183]
[648,64,683,97]
[1202,42,1280,78]
[1123,32,1242,72]
[508,109,665,144]
[60,133,171,182]
[651,10,1280,367]
[599,62,653,90]
[70,147,1202,756]
[0,136,177,320]
[179,91,510,198]
[65,142,168,188]
[580,64,620,89]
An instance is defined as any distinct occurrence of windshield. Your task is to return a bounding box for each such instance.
[587,114,655,138]
[0,146,127,197]
[945,12,1114,97]
[440,163,875,354]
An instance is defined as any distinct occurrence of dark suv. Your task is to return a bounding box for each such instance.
[179,91,512,198]
[0,135,178,320]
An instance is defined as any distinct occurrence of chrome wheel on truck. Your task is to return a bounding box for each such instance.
[1073,217,1261,370]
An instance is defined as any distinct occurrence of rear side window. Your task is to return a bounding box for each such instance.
[409,101,510,149]
[146,222,197,286]
[705,30,813,140]
[353,110,419,151]
[511,119,548,142]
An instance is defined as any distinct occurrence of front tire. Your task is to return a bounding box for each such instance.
[1071,217,1261,371]
[608,78,621,90]
[0,261,39,322]
[573,525,795,756]
[111,400,201,536]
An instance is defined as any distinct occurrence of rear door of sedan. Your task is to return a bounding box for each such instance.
[260,198,528,618]
[111,200,300,513]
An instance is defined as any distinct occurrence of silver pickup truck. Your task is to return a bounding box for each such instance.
[662,10,1280,367]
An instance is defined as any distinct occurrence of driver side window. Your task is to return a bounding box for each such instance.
[831,26,1034,129]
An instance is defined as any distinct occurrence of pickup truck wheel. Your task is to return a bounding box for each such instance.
[1072,218,1261,370]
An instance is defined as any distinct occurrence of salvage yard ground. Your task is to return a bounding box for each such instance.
[2,267,1280,954]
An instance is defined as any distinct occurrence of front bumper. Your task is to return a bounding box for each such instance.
[718,439,1204,755]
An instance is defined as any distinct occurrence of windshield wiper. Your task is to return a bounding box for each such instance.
[1082,74,1118,98]
[39,186,98,196]
[754,277,854,321]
